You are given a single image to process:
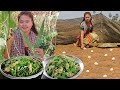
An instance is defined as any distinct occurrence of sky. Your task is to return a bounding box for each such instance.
[58,11,120,19]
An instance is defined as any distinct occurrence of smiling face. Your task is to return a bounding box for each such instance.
[18,15,33,33]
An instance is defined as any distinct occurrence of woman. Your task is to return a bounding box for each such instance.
[74,12,99,49]
[3,11,44,61]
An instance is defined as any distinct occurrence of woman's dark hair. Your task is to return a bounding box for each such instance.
[84,12,92,20]
[80,12,92,24]
[18,11,38,35]
[80,12,93,33]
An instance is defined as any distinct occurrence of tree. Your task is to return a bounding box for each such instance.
[112,14,119,22]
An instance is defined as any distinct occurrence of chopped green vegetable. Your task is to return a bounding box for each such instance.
[1,56,43,77]
[46,55,80,79]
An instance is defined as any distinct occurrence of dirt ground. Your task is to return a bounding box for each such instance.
[54,44,120,79]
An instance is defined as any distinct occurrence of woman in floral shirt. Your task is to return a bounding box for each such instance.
[74,12,99,49]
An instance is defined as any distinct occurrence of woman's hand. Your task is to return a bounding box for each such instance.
[35,48,44,61]
[8,28,14,42]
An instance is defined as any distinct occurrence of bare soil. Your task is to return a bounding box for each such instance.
[54,44,120,79]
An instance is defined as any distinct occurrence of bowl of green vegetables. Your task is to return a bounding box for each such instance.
[0,56,43,79]
[43,54,84,79]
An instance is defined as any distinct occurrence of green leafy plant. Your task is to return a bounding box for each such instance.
[20,28,35,55]
[34,20,45,48]
[0,11,17,63]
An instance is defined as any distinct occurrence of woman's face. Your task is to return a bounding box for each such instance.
[18,15,33,33]
[85,14,91,23]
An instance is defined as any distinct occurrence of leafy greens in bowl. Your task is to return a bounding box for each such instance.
[43,55,84,79]
[0,56,43,79]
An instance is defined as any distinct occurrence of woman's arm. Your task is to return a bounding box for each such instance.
[80,30,84,49]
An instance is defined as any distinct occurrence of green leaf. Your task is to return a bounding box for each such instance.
[1,11,8,23]
[9,19,16,29]
[8,11,16,29]
[0,55,4,63]
[34,20,45,48]
[19,28,35,55]
[0,11,9,41]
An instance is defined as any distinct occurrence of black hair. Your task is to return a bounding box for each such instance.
[80,12,93,34]
[18,11,38,35]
